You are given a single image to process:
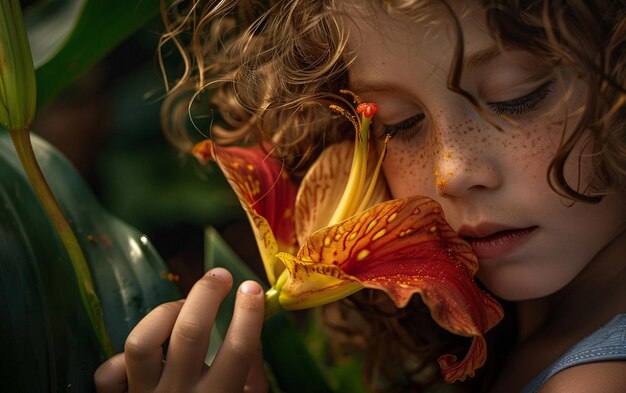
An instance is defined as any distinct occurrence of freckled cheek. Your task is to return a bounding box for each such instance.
[507,120,563,179]
[381,141,438,198]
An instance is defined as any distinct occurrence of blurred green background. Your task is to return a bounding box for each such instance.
[25,0,263,295]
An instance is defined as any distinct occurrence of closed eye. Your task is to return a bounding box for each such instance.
[488,80,554,116]
[381,113,425,139]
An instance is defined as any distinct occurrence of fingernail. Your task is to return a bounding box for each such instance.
[205,267,230,282]
[240,280,262,295]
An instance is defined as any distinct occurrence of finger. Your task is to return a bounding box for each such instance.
[244,345,269,393]
[94,353,127,393]
[160,268,233,388]
[200,280,265,393]
[124,300,184,392]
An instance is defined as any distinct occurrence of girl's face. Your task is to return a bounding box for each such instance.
[346,3,626,300]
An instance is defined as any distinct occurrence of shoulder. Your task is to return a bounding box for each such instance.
[531,314,626,393]
[539,360,626,393]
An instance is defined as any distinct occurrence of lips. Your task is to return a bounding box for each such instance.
[459,224,538,259]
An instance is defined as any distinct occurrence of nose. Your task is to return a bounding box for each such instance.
[432,119,502,199]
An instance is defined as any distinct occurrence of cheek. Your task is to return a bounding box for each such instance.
[381,140,437,198]
[507,121,560,175]
[379,114,568,200]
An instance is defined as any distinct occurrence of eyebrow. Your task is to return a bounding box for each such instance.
[463,45,503,70]
[350,45,504,93]
[349,80,396,94]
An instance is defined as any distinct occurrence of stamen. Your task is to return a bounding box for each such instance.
[381,134,392,162]
[329,104,359,137]
[339,89,363,105]
[357,135,391,212]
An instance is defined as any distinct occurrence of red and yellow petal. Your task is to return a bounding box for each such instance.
[295,140,388,245]
[288,195,503,382]
[192,140,298,283]
[276,252,363,309]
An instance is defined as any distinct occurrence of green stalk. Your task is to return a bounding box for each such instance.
[264,269,288,320]
[10,128,115,358]
[264,288,281,320]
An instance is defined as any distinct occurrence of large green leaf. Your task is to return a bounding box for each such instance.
[25,0,163,107]
[0,131,180,392]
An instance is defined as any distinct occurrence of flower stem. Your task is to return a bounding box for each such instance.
[264,288,281,320]
[9,128,115,358]
[263,269,289,320]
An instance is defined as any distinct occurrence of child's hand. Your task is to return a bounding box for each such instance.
[94,268,268,393]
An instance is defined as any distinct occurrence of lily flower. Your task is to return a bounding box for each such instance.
[192,94,503,383]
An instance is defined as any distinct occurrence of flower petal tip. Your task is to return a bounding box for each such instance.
[191,140,214,165]
[437,335,487,383]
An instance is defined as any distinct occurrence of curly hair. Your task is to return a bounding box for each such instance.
[160,0,626,391]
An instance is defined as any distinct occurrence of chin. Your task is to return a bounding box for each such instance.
[477,267,569,302]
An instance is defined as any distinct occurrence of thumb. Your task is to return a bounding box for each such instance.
[94,353,128,393]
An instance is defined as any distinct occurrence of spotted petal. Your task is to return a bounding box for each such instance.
[192,140,297,285]
[277,195,503,382]
[295,140,388,245]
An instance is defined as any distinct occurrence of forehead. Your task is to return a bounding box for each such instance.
[340,2,495,86]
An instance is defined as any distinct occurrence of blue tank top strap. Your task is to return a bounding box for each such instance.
[521,313,626,393]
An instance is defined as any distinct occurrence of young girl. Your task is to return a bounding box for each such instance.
[95,0,626,391]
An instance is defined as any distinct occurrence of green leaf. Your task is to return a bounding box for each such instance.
[204,227,334,393]
[25,0,163,107]
[0,131,180,391]
[23,0,86,69]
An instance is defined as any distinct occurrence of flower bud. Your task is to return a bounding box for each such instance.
[0,0,37,131]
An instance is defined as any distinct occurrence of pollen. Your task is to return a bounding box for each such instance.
[372,229,386,241]
[430,225,438,233]
[232,161,240,168]
[329,104,359,136]
[246,164,254,171]
[444,151,452,158]
[365,219,378,234]
[399,228,413,237]
[339,89,363,104]
[357,249,370,261]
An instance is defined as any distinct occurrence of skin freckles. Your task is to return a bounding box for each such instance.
[347,2,626,301]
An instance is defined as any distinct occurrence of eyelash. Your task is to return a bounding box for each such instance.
[488,80,554,116]
[378,80,554,139]
[381,113,425,139]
